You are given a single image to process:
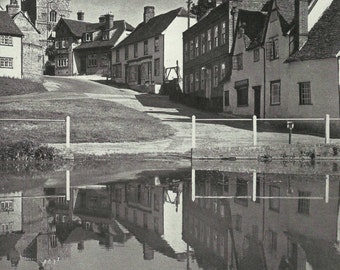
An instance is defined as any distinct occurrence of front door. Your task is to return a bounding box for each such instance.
[253,86,261,118]
[80,56,86,74]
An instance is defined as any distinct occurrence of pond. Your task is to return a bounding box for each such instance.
[1,159,340,270]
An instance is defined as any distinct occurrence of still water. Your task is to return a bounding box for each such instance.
[1,160,340,270]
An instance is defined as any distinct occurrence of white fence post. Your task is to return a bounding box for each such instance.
[252,171,257,202]
[325,174,329,203]
[66,170,70,201]
[66,116,70,148]
[325,114,330,144]
[191,168,196,202]
[192,115,196,149]
[253,115,257,146]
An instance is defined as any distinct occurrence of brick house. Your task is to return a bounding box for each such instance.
[6,1,44,82]
[224,0,340,119]
[0,10,23,78]
[111,6,196,93]
[182,0,268,111]
[52,12,134,76]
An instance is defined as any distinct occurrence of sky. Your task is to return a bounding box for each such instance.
[0,0,193,27]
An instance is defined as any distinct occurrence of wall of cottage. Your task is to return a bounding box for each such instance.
[0,35,22,78]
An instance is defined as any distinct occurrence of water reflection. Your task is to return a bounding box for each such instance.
[0,163,340,269]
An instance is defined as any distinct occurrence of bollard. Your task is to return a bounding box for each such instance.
[325,114,330,144]
[66,116,70,148]
[252,171,257,202]
[325,174,329,203]
[192,115,196,149]
[253,115,257,146]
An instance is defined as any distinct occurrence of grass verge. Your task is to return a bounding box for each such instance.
[0,77,47,96]
[0,99,175,144]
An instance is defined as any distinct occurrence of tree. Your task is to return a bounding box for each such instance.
[190,0,216,20]
[45,45,56,62]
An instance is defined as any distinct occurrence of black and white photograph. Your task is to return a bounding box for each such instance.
[0,0,339,269]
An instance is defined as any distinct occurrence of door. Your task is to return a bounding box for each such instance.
[138,65,142,84]
[125,65,128,83]
[253,86,261,118]
[80,56,86,74]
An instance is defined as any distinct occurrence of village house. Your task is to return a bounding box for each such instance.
[182,0,269,111]
[6,0,44,82]
[52,12,134,76]
[224,0,340,119]
[0,10,23,78]
[111,6,196,93]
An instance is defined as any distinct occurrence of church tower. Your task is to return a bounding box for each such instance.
[21,0,72,49]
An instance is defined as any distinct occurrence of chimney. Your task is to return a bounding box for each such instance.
[99,15,105,23]
[104,13,114,29]
[295,0,308,49]
[77,10,84,21]
[144,6,155,23]
[6,0,20,16]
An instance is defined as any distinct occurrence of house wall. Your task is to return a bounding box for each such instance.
[0,35,22,78]
[13,13,44,82]
[0,192,23,234]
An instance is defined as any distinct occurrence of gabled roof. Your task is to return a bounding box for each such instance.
[0,10,23,36]
[11,10,41,34]
[74,20,134,50]
[275,0,296,32]
[235,9,268,51]
[286,0,340,62]
[58,18,88,38]
[115,7,187,48]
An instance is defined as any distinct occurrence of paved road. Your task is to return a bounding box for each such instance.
[6,75,337,156]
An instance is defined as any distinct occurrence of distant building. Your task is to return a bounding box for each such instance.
[0,192,23,234]
[112,6,196,93]
[182,0,268,111]
[223,0,340,119]
[52,12,134,76]
[0,10,23,78]
[6,1,44,81]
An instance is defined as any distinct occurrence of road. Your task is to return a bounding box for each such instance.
[17,75,338,156]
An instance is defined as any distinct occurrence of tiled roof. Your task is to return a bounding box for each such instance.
[0,11,23,36]
[237,9,268,50]
[61,18,88,38]
[286,0,340,61]
[115,7,186,48]
[74,20,133,50]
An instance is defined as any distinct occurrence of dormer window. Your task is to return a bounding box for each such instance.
[50,10,57,22]
[84,33,92,42]
[102,31,109,41]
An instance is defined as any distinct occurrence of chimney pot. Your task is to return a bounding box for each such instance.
[144,6,155,23]
[104,13,114,29]
[77,11,84,21]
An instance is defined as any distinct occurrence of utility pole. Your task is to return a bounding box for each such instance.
[186,0,193,29]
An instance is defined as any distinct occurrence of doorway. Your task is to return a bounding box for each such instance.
[253,86,261,118]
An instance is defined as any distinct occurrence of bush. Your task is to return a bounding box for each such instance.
[0,140,55,161]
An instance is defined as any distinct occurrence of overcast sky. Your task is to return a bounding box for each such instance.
[0,0,192,27]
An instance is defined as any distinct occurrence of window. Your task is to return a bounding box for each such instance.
[298,191,311,214]
[299,82,311,105]
[270,80,281,105]
[254,48,260,62]
[232,53,243,70]
[154,194,159,211]
[0,35,13,46]
[113,64,122,78]
[184,42,189,62]
[116,50,120,62]
[213,65,219,87]
[84,33,92,42]
[55,40,59,49]
[190,40,194,59]
[88,54,97,67]
[144,40,148,55]
[0,200,14,211]
[201,32,206,54]
[195,36,199,57]
[61,39,67,48]
[0,57,13,69]
[220,22,226,45]
[49,10,57,22]
[154,36,160,52]
[195,70,199,91]
[100,54,109,67]
[190,73,194,92]
[266,36,279,60]
[214,25,219,47]
[269,185,280,212]
[134,43,138,58]
[207,29,212,51]
[289,30,298,55]
[56,56,68,67]
[220,62,226,79]
[154,58,160,76]
[224,90,230,106]
[125,46,129,60]
[235,79,248,107]
[200,67,206,90]
[266,230,278,252]
[102,31,109,40]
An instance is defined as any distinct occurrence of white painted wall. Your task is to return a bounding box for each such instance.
[308,0,333,31]
[0,36,22,78]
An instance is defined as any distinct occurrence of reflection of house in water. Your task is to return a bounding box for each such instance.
[184,170,340,269]
[0,191,22,234]
[110,172,189,260]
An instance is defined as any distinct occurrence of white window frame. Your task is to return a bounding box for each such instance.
[299,82,312,105]
[0,57,13,69]
[270,80,281,105]
[0,35,13,46]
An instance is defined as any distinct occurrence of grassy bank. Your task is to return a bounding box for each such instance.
[0,77,47,96]
[0,99,175,144]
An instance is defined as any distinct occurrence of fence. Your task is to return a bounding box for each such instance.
[191,114,340,149]
[0,116,71,148]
